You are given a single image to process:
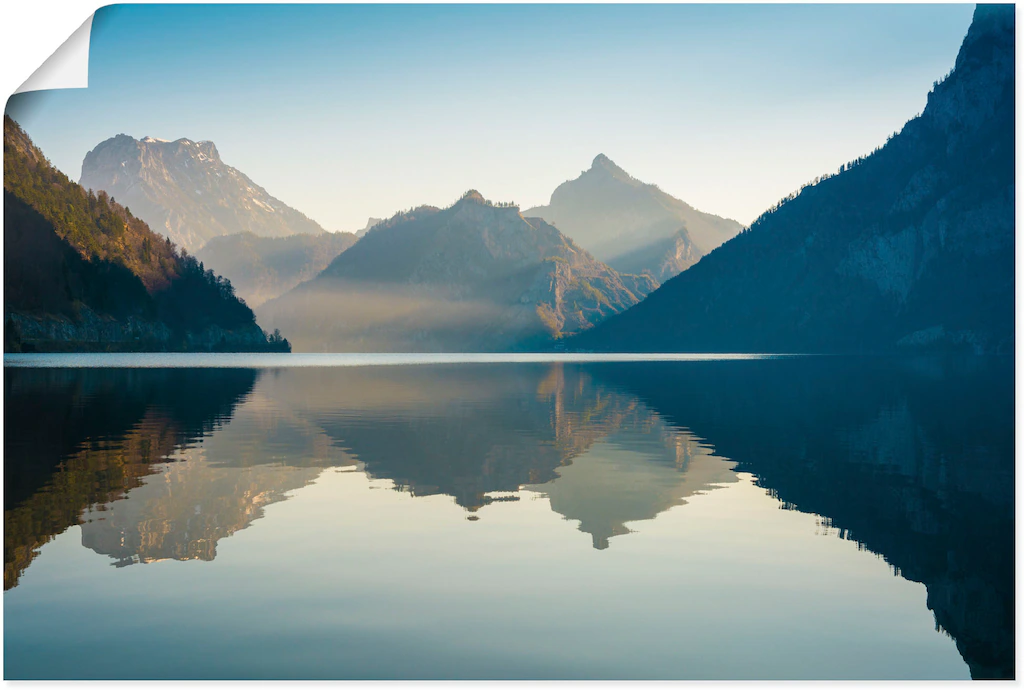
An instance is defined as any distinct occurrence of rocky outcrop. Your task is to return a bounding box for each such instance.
[80,134,325,251]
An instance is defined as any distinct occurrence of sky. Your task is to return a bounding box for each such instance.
[7,3,976,232]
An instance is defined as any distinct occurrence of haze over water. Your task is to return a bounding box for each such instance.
[3,354,1012,679]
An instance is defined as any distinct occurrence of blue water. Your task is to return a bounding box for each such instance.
[3,351,790,368]
[3,354,1012,679]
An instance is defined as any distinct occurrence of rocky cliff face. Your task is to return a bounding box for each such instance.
[574,5,1014,354]
[80,134,325,251]
[258,191,656,351]
[525,154,742,274]
[196,230,358,307]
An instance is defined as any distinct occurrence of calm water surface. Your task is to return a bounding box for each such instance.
[3,355,1013,679]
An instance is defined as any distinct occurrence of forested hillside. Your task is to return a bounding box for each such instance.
[573,5,1014,355]
[4,116,289,352]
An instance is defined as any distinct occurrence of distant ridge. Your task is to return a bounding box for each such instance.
[196,230,358,307]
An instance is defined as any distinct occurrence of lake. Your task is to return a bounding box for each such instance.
[3,354,1013,680]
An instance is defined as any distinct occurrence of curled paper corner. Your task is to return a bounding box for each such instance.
[14,13,94,95]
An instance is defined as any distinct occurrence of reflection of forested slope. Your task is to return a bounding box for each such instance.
[76,364,739,558]
[592,357,1013,680]
[76,385,360,567]
[4,368,257,589]
[7,363,742,581]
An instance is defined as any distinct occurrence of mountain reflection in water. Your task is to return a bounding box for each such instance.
[3,357,1013,680]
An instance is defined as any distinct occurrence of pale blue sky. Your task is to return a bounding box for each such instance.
[7,4,976,232]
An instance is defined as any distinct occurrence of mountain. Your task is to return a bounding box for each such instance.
[79,134,325,251]
[524,154,743,278]
[196,230,357,307]
[3,116,289,352]
[257,190,656,351]
[573,5,1014,355]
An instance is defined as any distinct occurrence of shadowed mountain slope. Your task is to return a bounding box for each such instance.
[4,367,259,589]
[609,228,703,283]
[573,6,1014,354]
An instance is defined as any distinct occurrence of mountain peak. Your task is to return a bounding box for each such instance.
[195,140,220,161]
[523,153,742,266]
[590,153,626,175]
[459,189,487,204]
